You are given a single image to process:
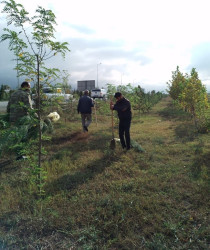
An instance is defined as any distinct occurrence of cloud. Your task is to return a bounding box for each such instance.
[0,40,19,87]
[64,23,95,35]
[189,42,210,73]
[1,0,210,91]
[69,37,151,63]
[44,36,153,88]
[185,42,210,89]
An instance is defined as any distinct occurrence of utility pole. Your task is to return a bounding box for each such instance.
[97,62,101,88]
[121,73,123,85]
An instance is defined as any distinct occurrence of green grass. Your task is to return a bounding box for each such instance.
[0,97,209,249]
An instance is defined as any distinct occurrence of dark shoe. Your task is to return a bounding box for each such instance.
[16,155,28,161]
[84,125,88,132]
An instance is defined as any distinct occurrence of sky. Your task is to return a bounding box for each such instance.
[0,0,210,92]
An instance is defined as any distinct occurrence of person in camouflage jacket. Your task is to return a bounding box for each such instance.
[7,81,33,122]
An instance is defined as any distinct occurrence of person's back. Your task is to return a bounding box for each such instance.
[7,82,33,122]
[77,94,94,114]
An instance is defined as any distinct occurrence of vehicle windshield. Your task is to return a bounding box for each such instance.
[92,89,101,92]
[43,88,54,93]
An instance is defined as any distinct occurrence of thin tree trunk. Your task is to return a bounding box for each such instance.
[192,107,198,131]
[36,55,42,194]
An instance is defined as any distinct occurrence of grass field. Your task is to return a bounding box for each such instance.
[0,96,209,249]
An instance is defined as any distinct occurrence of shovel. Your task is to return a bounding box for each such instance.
[110,108,116,149]
[94,100,98,127]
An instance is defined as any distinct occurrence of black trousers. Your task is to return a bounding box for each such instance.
[119,118,131,149]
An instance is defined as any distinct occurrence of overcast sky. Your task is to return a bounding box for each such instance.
[0,0,210,91]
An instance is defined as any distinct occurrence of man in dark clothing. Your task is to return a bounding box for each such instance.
[7,81,33,123]
[110,92,132,150]
[77,90,94,132]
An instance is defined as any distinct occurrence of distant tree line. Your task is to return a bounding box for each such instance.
[106,83,165,114]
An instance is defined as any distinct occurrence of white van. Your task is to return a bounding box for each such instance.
[91,88,107,99]
[32,87,73,102]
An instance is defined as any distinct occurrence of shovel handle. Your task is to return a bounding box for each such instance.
[111,109,114,138]
[110,98,114,138]
[94,102,98,126]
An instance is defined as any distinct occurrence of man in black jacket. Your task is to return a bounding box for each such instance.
[7,81,33,122]
[77,90,94,132]
[110,92,132,150]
